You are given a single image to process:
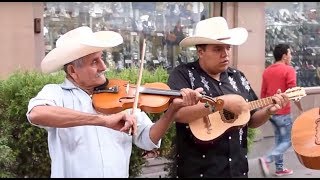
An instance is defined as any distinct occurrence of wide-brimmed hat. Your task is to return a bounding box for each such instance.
[179,16,248,47]
[41,26,123,73]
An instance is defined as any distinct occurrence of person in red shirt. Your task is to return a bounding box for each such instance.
[259,43,303,177]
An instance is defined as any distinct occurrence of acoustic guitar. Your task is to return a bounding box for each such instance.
[189,86,316,142]
[292,107,320,169]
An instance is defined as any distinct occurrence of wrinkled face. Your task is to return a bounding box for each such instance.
[198,44,231,75]
[67,51,107,91]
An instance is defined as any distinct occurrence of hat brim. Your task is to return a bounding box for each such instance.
[41,31,123,74]
[179,28,248,47]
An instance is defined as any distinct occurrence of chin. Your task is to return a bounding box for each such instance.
[93,76,106,85]
[98,76,107,83]
[218,66,228,72]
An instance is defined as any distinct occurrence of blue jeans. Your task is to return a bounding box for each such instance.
[264,114,292,171]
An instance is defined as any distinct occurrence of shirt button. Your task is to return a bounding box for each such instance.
[202,155,206,158]
[229,158,232,162]
[243,172,246,175]
[200,174,203,177]
[245,155,247,159]
[192,67,195,69]
[219,82,222,85]
[186,125,189,129]
[176,176,179,178]
[229,136,232,140]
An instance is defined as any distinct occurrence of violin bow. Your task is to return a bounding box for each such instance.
[129,38,147,135]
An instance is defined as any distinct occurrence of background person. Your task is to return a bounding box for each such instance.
[259,43,303,177]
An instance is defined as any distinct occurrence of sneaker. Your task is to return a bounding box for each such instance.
[275,168,293,176]
[259,157,270,177]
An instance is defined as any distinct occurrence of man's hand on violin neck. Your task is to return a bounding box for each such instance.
[172,87,204,109]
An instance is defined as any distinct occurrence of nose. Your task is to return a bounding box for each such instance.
[99,59,107,71]
[221,48,229,57]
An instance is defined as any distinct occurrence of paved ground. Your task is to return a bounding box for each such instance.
[138,136,320,178]
[248,136,320,178]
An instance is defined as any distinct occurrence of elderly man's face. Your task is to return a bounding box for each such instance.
[72,51,107,90]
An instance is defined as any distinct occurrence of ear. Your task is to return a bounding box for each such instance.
[282,54,287,60]
[197,48,204,56]
[66,64,78,80]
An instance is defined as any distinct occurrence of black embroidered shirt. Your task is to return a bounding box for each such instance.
[167,60,258,178]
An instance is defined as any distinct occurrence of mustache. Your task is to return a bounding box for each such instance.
[96,70,106,77]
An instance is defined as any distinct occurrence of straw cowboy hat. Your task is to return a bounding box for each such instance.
[179,16,248,47]
[41,26,123,73]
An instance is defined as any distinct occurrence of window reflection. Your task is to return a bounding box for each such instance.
[43,2,211,71]
[265,2,320,87]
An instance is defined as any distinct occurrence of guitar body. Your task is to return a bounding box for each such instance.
[292,108,320,169]
[189,108,250,141]
[188,86,318,142]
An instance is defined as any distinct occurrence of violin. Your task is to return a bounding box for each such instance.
[91,78,223,114]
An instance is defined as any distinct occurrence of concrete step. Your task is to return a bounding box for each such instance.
[137,157,171,178]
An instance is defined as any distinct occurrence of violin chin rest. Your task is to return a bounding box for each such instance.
[94,79,109,91]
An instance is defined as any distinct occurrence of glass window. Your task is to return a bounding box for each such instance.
[43,2,212,71]
[265,2,320,87]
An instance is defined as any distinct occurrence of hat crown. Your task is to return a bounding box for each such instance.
[56,26,93,48]
[41,26,123,74]
[179,16,248,47]
[194,17,230,40]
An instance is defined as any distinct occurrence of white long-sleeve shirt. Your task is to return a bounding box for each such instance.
[26,78,160,178]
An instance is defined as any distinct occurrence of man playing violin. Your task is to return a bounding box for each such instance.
[26,26,203,178]
[167,17,290,178]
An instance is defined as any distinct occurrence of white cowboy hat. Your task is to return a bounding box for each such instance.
[41,26,123,73]
[179,16,248,47]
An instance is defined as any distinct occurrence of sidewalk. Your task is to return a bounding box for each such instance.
[138,136,320,178]
[248,136,320,178]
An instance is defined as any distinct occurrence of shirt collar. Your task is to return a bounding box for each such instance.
[60,78,79,90]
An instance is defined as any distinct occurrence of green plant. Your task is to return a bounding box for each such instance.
[0,136,17,178]
[0,70,64,177]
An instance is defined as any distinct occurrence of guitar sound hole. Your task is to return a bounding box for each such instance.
[223,109,235,121]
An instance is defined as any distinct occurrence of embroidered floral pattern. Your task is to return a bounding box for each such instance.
[188,70,195,89]
[239,128,243,144]
[228,76,238,92]
[201,76,210,91]
[240,76,251,92]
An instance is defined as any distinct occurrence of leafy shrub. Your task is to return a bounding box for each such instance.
[0,71,63,177]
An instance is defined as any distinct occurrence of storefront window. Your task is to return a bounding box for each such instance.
[43,2,212,71]
[265,2,320,87]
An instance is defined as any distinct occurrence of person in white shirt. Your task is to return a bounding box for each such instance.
[26,26,203,178]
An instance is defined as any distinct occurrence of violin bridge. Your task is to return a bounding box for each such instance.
[126,84,129,94]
